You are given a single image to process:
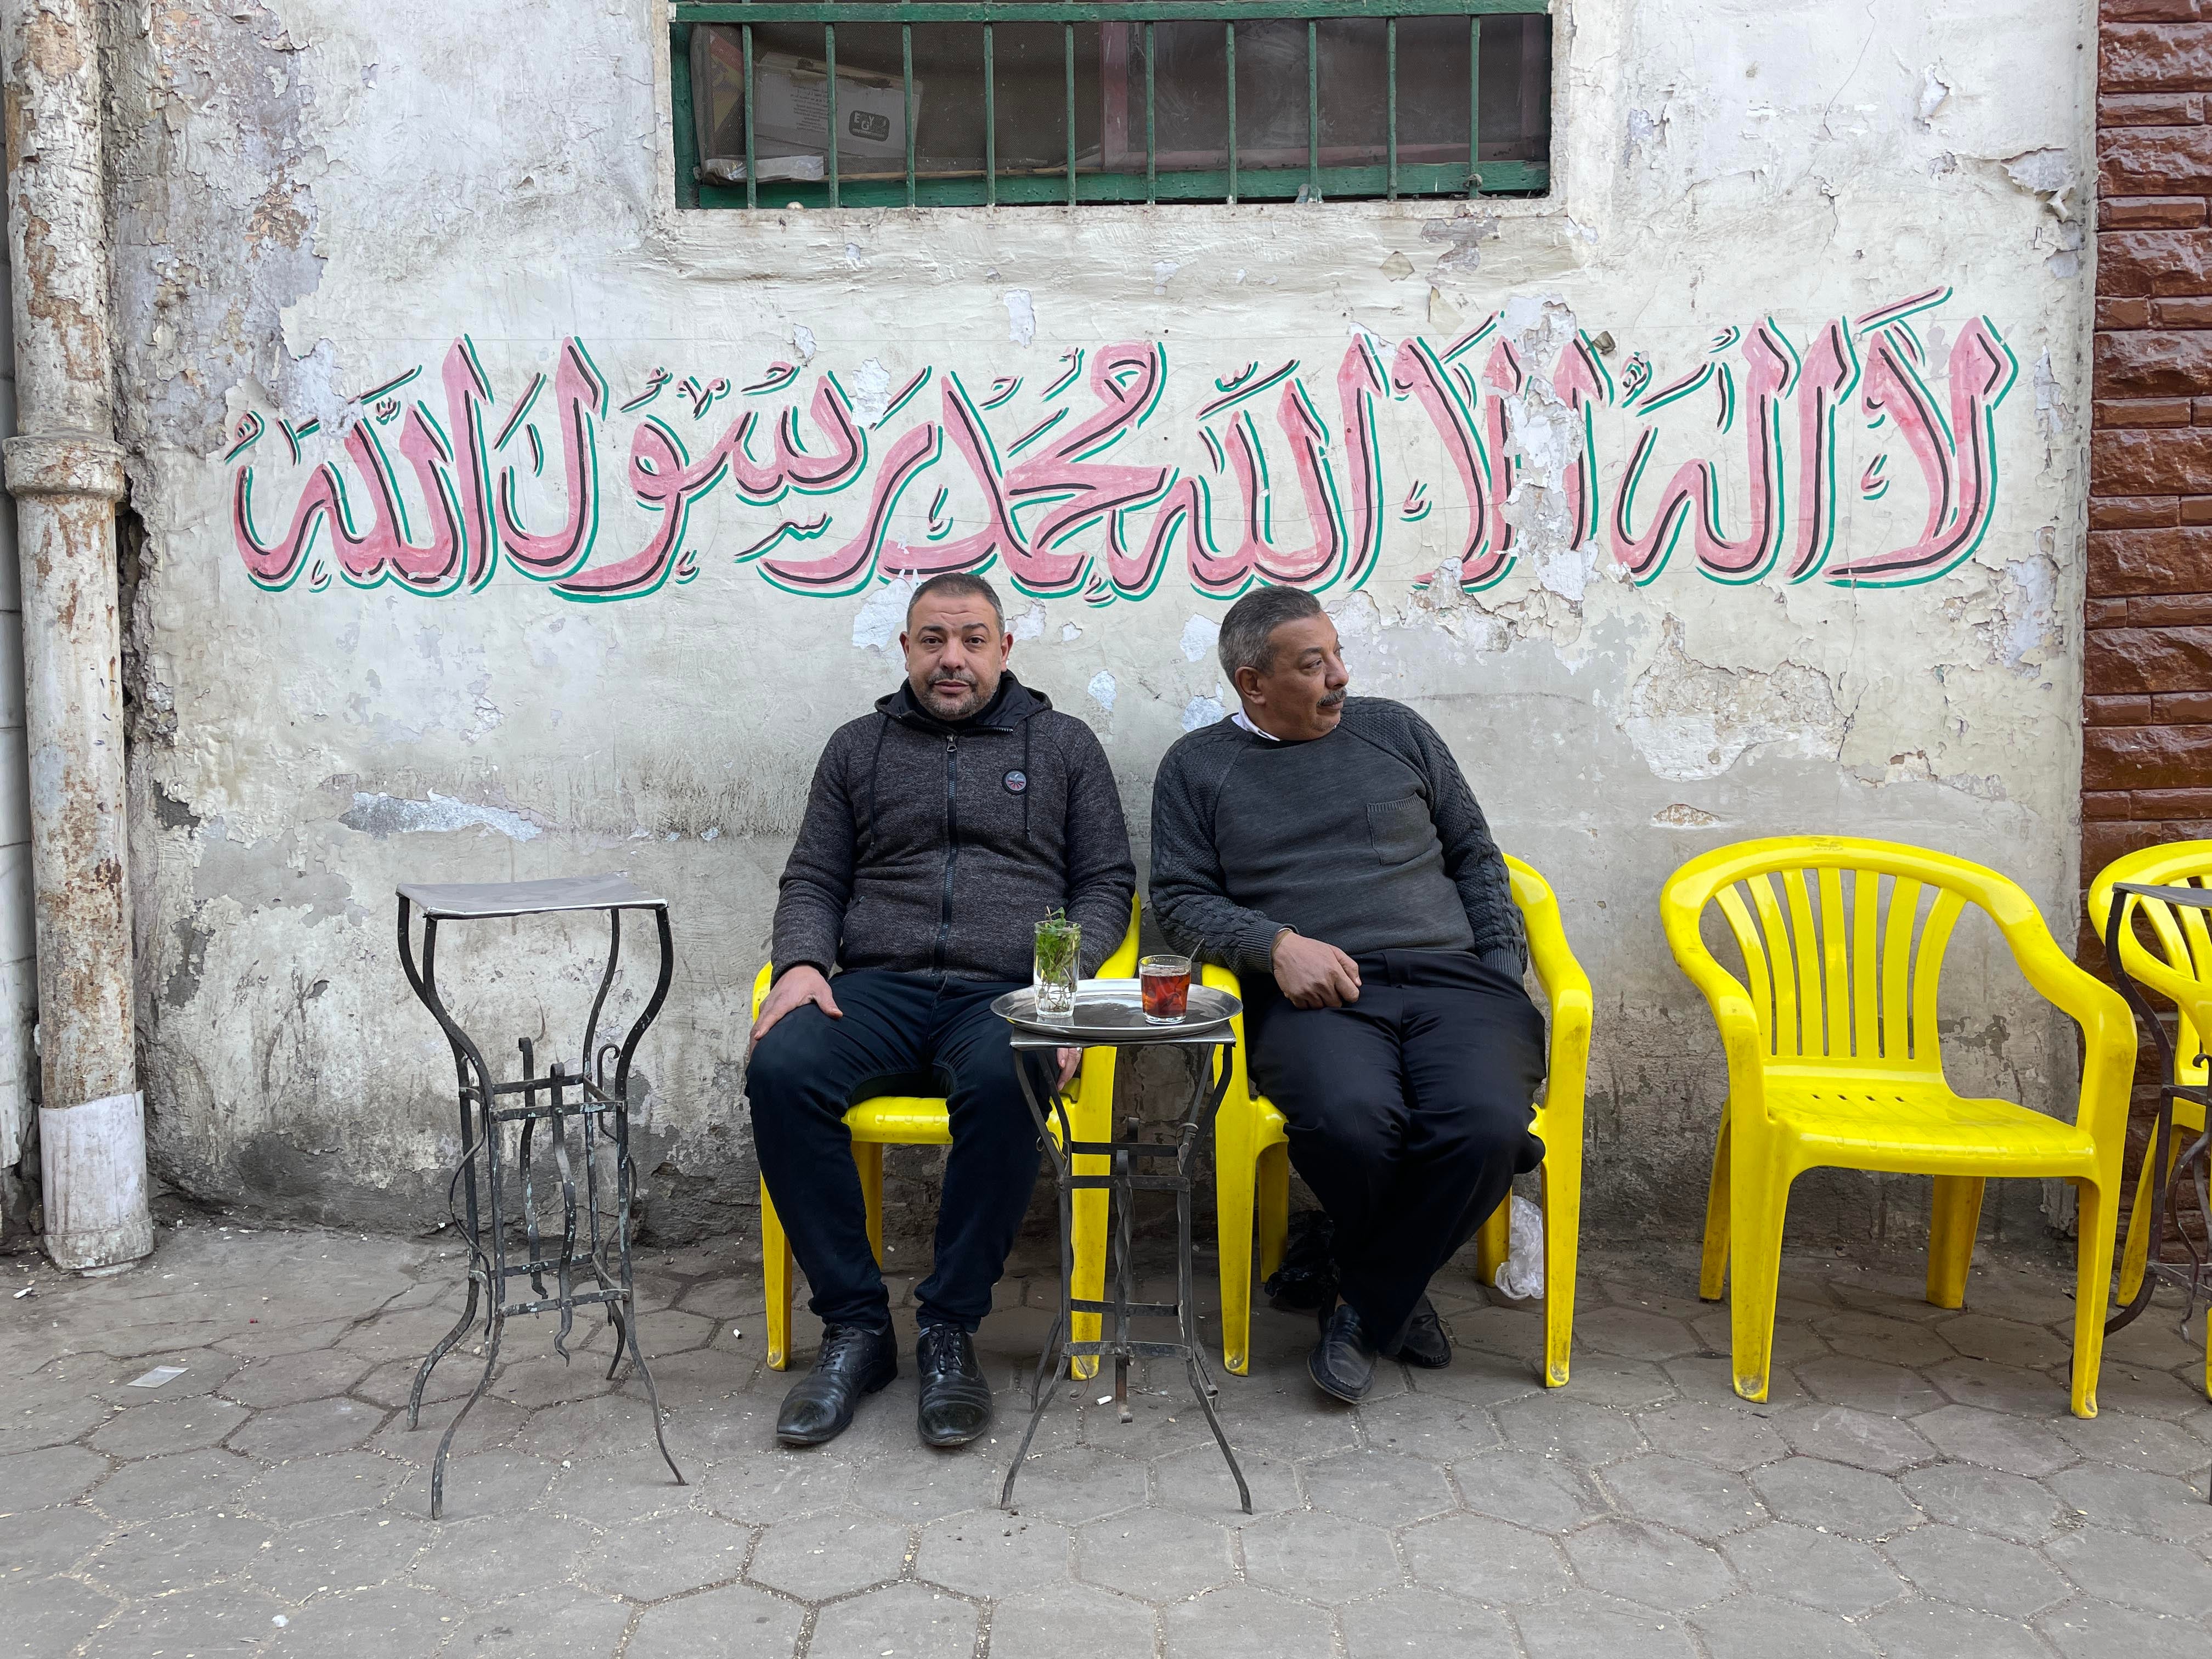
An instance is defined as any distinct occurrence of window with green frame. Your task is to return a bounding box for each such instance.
[670,2,1551,210]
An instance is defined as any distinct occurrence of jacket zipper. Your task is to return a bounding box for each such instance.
[932,733,958,975]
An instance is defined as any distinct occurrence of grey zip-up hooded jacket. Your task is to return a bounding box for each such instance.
[771,674,1137,985]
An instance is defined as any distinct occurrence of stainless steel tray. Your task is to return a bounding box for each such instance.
[991,978,1240,1039]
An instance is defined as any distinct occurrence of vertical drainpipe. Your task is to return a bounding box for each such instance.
[2,0,150,1270]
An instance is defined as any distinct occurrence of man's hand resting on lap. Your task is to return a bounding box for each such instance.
[1272,930,1362,1009]
[752,964,842,1046]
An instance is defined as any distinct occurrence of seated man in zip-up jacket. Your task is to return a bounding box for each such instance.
[1149,584,1545,1403]
[748,572,1136,1449]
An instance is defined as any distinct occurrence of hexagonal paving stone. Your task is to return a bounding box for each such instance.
[542,1452,694,1528]
[0,1504,110,1579]
[445,1588,632,1659]
[1513,1588,1699,1659]
[1560,1517,1735,1613]
[87,1448,253,1523]
[843,1445,1001,1523]
[1077,1506,1234,1601]
[1748,1458,1925,1541]
[808,1582,980,1659]
[1923,1357,2064,1414]
[2044,1459,2212,1543]
[78,1582,288,1659]
[1402,1511,1574,1605]
[2038,1596,2212,1659]
[264,1583,466,1655]
[1808,1311,1955,1369]
[1720,1521,1907,1616]
[80,1508,275,1598]
[1240,1510,1401,1602]
[87,1395,251,1458]
[1153,1442,1299,1521]
[250,1508,435,1601]
[579,1509,751,1601]
[1773,1404,1934,1474]
[237,1449,412,1523]
[1688,1590,1880,1659]
[370,1397,529,1465]
[1601,1454,1767,1542]
[1883,1520,2072,1616]
[990,1582,1158,1659]
[1,1392,115,1455]
[913,1513,1069,1598]
[1915,1403,2076,1478]
[1451,1448,1613,1533]
[1578,1305,1705,1362]
[698,1448,860,1523]
[221,1349,376,1409]
[1342,1587,1519,1659]
[1556,1357,1680,1411]
[424,1450,561,1521]
[748,1508,911,1599]
[1164,1583,1335,1659]
[0,1573,120,1658]
[231,1396,383,1460]
[1792,1356,1946,1417]
[1354,1389,1502,1460]
[407,1509,599,1601]
[0,1444,111,1510]
[2044,1526,2212,1619]
[1859,1596,2059,1659]
[1494,1396,1646,1465]
[1936,1313,2070,1370]
[1633,1400,1788,1472]
[2057,1410,2212,1475]
[994,1445,1148,1525]
[1662,1353,1810,1409]
[1299,1448,1456,1527]
[1897,1462,2062,1545]
[625,1582,802,1659]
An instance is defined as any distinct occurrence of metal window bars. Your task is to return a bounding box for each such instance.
[671,0,1549,211]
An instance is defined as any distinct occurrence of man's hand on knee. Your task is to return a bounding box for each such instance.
[752,964,842,1047]
[1272,930,1362,1009]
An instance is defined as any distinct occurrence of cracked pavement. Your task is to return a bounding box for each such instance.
[4,1222,2211,1657]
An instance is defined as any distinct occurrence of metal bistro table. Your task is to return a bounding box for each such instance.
[397,873,685,1517]
[2101,880,2212,1503]
[994,979,1252,1514]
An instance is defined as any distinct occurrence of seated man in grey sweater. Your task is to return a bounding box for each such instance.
[1149,585,1545,1401]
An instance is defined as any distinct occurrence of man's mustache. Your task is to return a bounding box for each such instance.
[1318,689,1347,708]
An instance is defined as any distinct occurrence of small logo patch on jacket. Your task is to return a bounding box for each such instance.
[1003,770,1028,795]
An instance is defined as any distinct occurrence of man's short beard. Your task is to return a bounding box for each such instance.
[922,675,986,718]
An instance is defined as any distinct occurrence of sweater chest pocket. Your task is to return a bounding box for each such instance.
[1365,795,1435,866]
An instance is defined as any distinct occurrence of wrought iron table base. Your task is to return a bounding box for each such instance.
[1001,1036,1251,1515]
[397,879,686,1518]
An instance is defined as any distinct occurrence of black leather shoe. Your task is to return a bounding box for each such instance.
[1381,1296,1451,1369]
[1308,1301,1377,1403]
[916,1324,994,1447]
[776,1324,898,1446]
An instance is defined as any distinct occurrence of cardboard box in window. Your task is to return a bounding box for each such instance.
[697,36,921,182]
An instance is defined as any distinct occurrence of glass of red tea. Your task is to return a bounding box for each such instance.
[1139,954,1192,1024]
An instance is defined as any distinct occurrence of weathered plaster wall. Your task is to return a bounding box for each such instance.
[109,0,2096,1251]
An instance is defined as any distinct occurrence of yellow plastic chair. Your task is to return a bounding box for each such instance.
[2086,840,2212,1397]
[1206,854,1593,1384]
[750,902,1139,1379]
[1663,836,2136,1419]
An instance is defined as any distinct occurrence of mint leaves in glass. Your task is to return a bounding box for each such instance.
[1033,910,1082,1019]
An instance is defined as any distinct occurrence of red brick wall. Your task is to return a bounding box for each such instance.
[2090,2,2212,890]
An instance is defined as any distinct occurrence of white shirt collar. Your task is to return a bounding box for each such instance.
[1231,706,1281,742]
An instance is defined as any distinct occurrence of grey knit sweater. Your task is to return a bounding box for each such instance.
[1148,697,1525,978]
[772,675,1136,985]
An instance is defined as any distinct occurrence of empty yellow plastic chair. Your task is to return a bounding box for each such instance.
[1663,836,2135,1418]
[2086,839,2212,1397]
[1206,854,1593,1384]
[749,902,1139,1378]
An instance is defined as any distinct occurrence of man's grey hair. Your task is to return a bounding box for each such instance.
[907,571,1005,628]
[1217,585,1324,681]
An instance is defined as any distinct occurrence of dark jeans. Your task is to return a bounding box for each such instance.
[1248,949,1547,1348]
[746,969,1037,1334]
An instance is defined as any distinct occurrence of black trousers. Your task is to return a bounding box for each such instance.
[1247,949,1547,1348]
[746,969,1036,1334]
